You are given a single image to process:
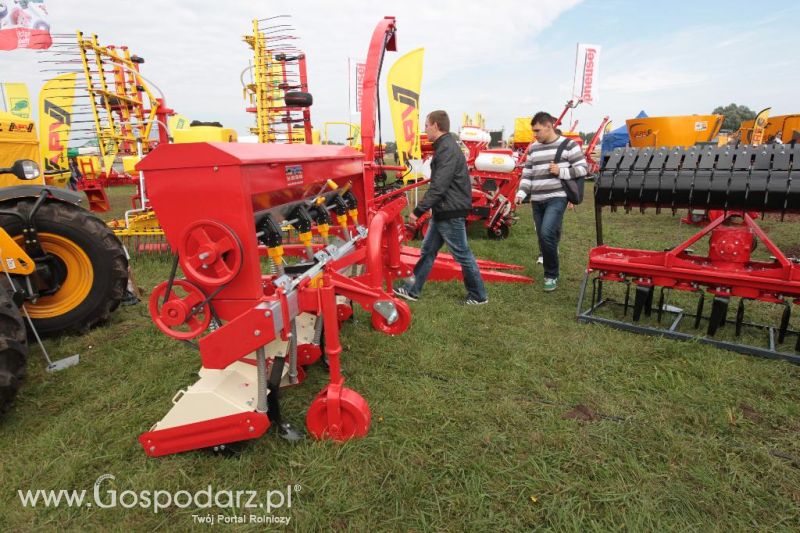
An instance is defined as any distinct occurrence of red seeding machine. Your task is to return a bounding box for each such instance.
[137,17,529,457]
[578,143,800,362]
[406,125,525,240]
[460,126,524,240]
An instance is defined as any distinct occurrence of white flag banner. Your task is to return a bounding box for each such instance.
[0,0,52,50]
[574,43,601,104]
[355,62,366,112]
[347,59,366,115]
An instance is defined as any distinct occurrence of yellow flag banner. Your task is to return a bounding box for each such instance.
[168,114,191,132]
[514,117,534,145]
[38,73,76,175]
[750,107,771,146]
[3,83,32,119]
[100,125,119,175]
[386,48,424,176]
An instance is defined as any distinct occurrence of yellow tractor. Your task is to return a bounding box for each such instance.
[0,111,128,414]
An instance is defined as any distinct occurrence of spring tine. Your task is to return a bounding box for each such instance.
[694,291,705,329]
[589,277,598,311]
[623,282,630,316]
[778,302,791,344]
[256,15,292,22]
[735,299,745,337]
[657,287,666,323]
[632,285,650,322]
[718,296,729,328]
[707,296,728,336]
[644,285,654,317]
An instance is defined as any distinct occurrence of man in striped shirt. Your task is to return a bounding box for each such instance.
[515,112,588,291]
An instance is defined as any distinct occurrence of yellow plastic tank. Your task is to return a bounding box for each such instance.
[514,117,534,144]
[0,112,45,187]
[626,115,723,148]
[173,126,238,144]
[739,114,800,143]
[122,155,141,175]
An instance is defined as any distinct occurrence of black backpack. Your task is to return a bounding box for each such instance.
[554,138,585,205]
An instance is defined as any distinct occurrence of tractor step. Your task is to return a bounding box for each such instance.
[81,181,110,212]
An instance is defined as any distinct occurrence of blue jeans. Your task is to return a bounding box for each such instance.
[532,197,568,279]
[407,217,487,301]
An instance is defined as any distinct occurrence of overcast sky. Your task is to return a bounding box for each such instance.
[2,0,798,143]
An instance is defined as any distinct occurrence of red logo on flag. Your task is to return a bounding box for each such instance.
[355,63,366,112]
[581,48,597,104]
[0,1,52,50]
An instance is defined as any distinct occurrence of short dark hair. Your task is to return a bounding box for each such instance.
[427,110,450,133]
[531,112,556,127]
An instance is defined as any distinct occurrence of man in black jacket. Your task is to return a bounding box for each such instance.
[394,110,488,305]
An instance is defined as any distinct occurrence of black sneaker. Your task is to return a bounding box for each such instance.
[463,297,488,306]
[394,286,419,302]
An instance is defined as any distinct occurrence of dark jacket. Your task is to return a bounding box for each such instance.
[413,133,472,220]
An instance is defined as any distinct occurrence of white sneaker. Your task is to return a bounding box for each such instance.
[536,248,558,265]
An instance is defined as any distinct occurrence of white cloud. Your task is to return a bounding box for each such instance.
[1,0,582,141]
[1,0,797,144]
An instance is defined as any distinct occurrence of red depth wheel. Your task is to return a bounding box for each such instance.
[179,220,243,286]
[306,386,371,441]
[149,280,211,340]
[297,343,322,366]
[337,302,353,322]
[371,299,411,336]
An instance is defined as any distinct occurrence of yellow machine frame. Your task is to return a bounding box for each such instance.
[0,229,35,275]
[243,18,313,144]
[76,31,160,173]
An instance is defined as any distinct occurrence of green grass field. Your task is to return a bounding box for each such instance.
[2,185,800,531]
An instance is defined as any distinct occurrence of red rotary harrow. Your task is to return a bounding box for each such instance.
[578,143,800,362]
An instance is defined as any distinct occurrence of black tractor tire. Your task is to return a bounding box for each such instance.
[0,288,27,415]
[0,200,128,336]
[284,92,313,107]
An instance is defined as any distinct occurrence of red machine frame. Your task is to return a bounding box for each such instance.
[579,143,800,363]
[137,17,529,458]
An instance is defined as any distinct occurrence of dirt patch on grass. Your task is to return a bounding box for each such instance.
[562,404,600,422]
[784,244,800,258]
[740,403,763,423]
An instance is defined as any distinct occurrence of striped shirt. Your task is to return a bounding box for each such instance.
[515,136,588,202]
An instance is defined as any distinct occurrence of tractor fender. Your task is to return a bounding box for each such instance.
[0,185,83,207]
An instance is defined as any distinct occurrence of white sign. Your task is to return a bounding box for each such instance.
[355,62,366,112]
[574,43,601,104]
